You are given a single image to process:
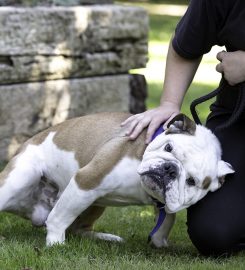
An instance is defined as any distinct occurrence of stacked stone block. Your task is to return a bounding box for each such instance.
[0,1,148,160]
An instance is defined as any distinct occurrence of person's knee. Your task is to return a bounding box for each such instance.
[187,209,237,256]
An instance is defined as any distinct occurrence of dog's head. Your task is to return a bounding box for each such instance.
[138,114,234,213]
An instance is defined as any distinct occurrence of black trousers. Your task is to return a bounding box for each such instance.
[187,113,245,256]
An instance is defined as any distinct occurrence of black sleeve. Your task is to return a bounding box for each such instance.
[172,0,220,59]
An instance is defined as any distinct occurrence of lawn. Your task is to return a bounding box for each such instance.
[1,1,244,270]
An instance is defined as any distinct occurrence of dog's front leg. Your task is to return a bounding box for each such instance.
[149,212,176,248]
[45,156,113,247]
[45,176,100,246]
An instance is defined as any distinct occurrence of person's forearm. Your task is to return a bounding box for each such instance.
[160,40,202,109]
[121,37,203,143]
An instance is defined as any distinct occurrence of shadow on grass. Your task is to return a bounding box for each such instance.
[147,81,216,124]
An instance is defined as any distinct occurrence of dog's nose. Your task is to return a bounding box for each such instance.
[161,162,178,179]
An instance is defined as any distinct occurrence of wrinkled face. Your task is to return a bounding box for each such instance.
[138,114,234,213]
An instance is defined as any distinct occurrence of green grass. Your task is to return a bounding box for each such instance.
[1,206,245,269]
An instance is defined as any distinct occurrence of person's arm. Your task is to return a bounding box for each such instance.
[160,40,202,112]
[121,39,202,144]
[216,50,245,86]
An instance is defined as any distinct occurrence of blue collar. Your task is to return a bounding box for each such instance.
[151,125,165,141]
[148,125,166,243]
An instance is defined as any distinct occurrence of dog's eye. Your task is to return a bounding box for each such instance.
[164,143,173,152]
[186,177,196,186]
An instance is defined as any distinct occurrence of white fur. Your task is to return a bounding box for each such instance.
[40,132,80,191]
[138,124,234,213]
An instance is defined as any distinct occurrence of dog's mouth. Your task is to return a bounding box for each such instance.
[141,171,162,181]
[140,163,178,188]
[139,164,179,204]
[140,171,168,204]
[141,171,165,188]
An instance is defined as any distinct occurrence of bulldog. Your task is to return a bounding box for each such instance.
[0,112,233,247]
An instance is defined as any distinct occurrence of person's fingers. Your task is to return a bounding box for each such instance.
[216,50,226,61]
[121,114,143,136]
[145,121,162,144]
[216,62,224,73]
[124,118,140,136]
[128,118,150,140]
[121,114,138,126]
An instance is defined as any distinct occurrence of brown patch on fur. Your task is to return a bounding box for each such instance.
[74,136,145,190]
[29,112,146,190]
[51,112,146,190]
[52,112,146,167]
[202,176,211,189]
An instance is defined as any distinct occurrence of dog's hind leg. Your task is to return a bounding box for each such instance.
[69,206,124,242]
[0,145,43,214]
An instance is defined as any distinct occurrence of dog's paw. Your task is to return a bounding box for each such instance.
[149,236,168,248]
[46,231,65,246]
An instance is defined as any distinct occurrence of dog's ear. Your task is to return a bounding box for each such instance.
[216,160,235,188]
[166,113,196,135]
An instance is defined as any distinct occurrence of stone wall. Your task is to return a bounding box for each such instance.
[0,2,148,161]
[0,0,113,5]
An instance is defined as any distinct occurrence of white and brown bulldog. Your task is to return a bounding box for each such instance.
[0,112,233,247]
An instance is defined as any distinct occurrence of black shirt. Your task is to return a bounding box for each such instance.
[172,0,245,59]
[172,0,245,119]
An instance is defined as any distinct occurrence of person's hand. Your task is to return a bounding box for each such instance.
[121,102,180,144]
[216,50,245,86]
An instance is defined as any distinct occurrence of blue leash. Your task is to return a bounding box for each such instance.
[148,199,166,242]
[148,125,166,242]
